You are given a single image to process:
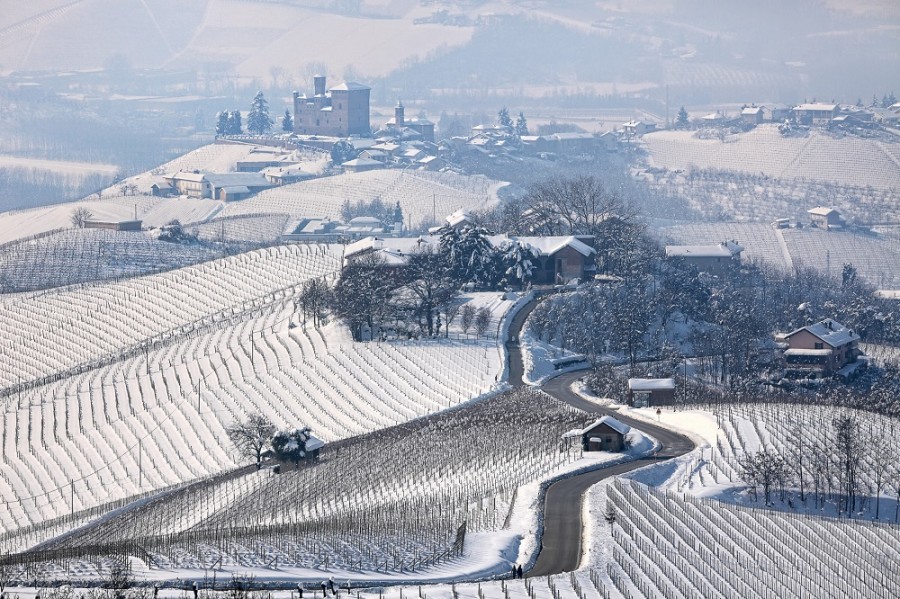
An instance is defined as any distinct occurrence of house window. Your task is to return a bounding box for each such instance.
[605,437,612,443]
[814,342,823,349]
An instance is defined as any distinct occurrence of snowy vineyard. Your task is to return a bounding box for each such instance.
[643,125,900,192]
[607,478,900,599]
[0,249,511,546]
[0,244,343,389]
[670,403,900,518]
[222,170,499,231]
[660,222,900,288]
[644,167,899,225]
[0,229,227,292]
[7,389,587,578]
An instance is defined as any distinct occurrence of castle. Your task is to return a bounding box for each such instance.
[292,75,371,137]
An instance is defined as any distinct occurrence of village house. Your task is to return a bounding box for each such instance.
[341,157,384,173]
[665,240,744,274]
[292,75,371,137]
[622,120,656,137]
[807,206,843,229]
[343,233,596,285]
[571,416,631,452]
[261,166,315,186]
[741,105,766,125]
[777,318,862,378]
[792,103,839,125]
[628,378,676,407]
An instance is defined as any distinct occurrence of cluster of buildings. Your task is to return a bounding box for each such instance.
[663,234,865,382]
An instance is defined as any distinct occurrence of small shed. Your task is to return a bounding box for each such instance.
[628,378,676,407]
[578,416,631,452]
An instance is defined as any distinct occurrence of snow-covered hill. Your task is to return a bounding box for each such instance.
[644,125,900,192]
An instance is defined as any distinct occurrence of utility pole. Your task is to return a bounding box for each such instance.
[138,439,142,489]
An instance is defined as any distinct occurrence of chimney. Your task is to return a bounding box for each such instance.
[314,75,326,96]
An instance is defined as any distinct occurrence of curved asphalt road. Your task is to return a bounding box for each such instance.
[507,295,695,576]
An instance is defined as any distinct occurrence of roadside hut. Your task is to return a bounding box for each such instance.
[578,416,631,452]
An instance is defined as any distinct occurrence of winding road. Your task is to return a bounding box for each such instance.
[507,294,695,576]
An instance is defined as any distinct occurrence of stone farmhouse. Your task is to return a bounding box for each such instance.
[292,75,371,137]
[777,318,863,378]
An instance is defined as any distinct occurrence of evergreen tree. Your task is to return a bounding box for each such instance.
[227,110,243,135]
[247,91,273,135]
[515,111,529,136]
[215,111,229,136]
[498,106,513,129]
[281,108,293,132]
[676,106,689,129]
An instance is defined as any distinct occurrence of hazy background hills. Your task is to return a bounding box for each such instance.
[2,0,898,102]
[0,0,897,210]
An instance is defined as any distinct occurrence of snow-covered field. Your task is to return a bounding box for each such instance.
[643,125,900,192]
[223,170,503,231]
[0,250,521,549]
[659,221,900,288]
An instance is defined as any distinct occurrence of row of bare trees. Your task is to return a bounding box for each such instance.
[739,413,899,519]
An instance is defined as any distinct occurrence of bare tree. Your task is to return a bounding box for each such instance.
[298,278,331,327]
[833,414,865,515]
[70,206,93,228]
[226,413,276,468]
[869,424,895,520]
[739,449,788,505]
[474,306,492,338]
[461,304,477,337]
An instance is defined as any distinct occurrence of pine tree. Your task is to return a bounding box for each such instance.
[215,111,229,136]
[498,106,513,129]
[281,108,293,132]
[515,111,529,136]
[227,110,243,135]
[676,106,689,129]
[247,91,273,135]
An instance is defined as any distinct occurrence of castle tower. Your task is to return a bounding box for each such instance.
[314,74,326,97]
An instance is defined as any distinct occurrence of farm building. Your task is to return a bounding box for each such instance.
[665,240,743,274]
[163,171,273,200]
[778,318,862,378]
[571,416,631,452]
[628,378,676,407]
[83,219,143,232]
[807,206,843,229]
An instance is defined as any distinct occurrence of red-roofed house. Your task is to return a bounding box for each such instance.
[778,318,862,377]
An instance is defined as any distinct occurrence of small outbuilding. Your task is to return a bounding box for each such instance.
[575,416,631,452]
[628,378,676,407]
[807,206,843,229]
